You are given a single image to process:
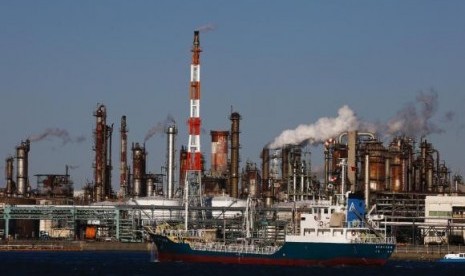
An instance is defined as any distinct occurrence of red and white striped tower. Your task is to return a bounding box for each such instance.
[187,30,202,174]
[184,30,203,228]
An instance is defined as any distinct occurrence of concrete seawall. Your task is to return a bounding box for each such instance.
[0,240,460,262]
[391,244,463,261]
[0,240,150,251]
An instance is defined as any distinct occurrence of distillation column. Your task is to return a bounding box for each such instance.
[120,115,129,198]
[16,139,30,197]
[94,105,107,202]
[5,156,15,196]
[132,142,146,197]
[230,112,241,198]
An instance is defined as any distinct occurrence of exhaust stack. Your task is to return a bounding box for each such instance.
[166,125,177,199]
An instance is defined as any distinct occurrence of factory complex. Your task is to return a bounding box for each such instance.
[1,31,464,248]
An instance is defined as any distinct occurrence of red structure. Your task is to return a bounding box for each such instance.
[186,30,202,173]
[210,130,229,176]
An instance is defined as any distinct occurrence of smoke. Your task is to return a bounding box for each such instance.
[28,128,86,145]
[443,111,455,122]
[268,105,359,149]
[144,114,176,142]
[269,89,454,150]
[196,23,216,33]
[385,89,444,137]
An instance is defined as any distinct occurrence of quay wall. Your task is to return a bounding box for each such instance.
[0,240,461,262]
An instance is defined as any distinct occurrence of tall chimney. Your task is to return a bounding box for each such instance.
[229,112,241,198]
[166,125,177,198]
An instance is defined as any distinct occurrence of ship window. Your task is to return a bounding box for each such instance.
[301,217,306,221]
[324,208,328,214]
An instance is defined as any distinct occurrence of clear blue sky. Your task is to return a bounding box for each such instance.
[1,1,464,190]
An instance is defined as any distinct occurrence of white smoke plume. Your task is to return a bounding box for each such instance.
[268,105,359,149]
[385,89,444,137]
[28,128,86,145]
[144,114,176,142]
[196,23,216,33]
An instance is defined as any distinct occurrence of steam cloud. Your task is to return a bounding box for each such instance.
[144,114,176,142]
[28,128,86,145]
[269,89,454,149]
[268,105,359,149]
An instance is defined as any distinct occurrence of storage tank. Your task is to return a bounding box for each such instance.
[211,195,247,218]
[128,196,182,222]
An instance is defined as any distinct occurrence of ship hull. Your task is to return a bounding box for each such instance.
[150,234,395,266]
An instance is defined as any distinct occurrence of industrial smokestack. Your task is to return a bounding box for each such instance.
[5,156,15,196]
[16,139,30,197]
[230,112,241,198]
[166,125,177,199]
[120,115,128,198]
[193,30,200,47]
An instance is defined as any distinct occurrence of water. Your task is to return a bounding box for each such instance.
[1,251,464,276]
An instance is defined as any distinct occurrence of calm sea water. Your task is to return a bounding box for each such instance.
[0,251,464,276]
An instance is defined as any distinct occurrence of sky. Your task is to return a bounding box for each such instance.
[1,1,464,191]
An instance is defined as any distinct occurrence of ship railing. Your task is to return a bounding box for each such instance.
[161,229,203,238]
[189,242,280,255]
[352,235,396,244]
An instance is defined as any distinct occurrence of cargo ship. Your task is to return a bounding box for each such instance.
[148,193,396,266]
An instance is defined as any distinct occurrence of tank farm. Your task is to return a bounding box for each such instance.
[0,30,463,256]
